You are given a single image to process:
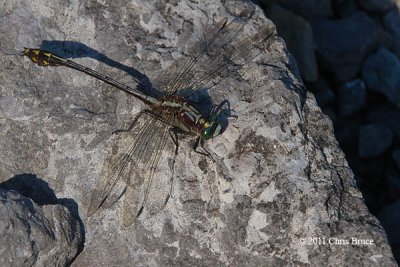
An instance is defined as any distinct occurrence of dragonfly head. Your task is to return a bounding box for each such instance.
[200,114,222,140]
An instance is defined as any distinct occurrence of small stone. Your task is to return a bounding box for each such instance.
[338,79,366,116]
[383,8,400,36]
[367,104,400,137]
[383,8,400,57]
[361,47,400,107]
[312,12,381,83]
[378,199,400,244]
[262,0,333,18]
[384,168,400,203]
[359,0,394,12]
[358,124,393,158]
[392,149,400,170]
[332,0,359,17]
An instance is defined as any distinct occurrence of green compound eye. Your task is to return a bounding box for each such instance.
[201,120,222,140]
[201,127,213,140]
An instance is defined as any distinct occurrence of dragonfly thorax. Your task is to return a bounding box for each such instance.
[154,96,222,140]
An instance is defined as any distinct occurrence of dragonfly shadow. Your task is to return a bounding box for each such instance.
[0,173,85,261]
[40,40,153,96]
[187,88,235,133]
[218,100,237,133]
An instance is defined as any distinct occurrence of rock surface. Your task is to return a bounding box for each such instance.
[0,188,82,267]
[0,0,397,266]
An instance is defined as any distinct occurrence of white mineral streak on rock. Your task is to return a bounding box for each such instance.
[257,181,280,203]
[245,209,269,246]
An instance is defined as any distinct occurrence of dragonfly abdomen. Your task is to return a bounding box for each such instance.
[23,48,66,66]
[23,48,157,105]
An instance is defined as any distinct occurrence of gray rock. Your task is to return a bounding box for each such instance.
[312,12,381,83]
[359,0,395,12]
[379,199,400,244]
[367,104,400,137]
[0,0,397,266]
[361,47,400,107]
[358,124,393,158]
[392,149,400,170]
[265,4,318,82]
[332,0,360,17]
[385,168,400,202]
[383,8,400,57]
[338,79,367,116]
[383,8,400,35]
[0,189,82,267]
[261,0,333,18]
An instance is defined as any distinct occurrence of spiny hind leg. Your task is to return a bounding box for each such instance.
[169,127,199,155]
[193,137,215,162]
[169,128,179,156]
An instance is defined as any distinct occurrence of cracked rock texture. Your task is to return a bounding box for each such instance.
[0,0,397,266]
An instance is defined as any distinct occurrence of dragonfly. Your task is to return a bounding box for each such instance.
[23,18,275,226]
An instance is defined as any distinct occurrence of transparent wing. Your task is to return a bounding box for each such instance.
[87,110,174,226]
[152,18,276,98]
[144,145,175,215]
[121,112,175,226]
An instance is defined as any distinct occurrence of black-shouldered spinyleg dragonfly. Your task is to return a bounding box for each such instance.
[23,18,275,226]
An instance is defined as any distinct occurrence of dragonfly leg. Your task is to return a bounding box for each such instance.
[193,137,215,162]
[169,127,198,156]
[169,128,180,156]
